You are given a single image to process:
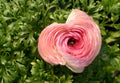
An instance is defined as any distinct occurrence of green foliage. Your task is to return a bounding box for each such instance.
[0,0,120,83]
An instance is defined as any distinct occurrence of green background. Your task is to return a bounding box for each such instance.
[0,0,120,83]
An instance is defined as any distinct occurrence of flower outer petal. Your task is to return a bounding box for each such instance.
[38,23,66,65]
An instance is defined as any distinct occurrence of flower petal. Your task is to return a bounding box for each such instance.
[38,23,66,65]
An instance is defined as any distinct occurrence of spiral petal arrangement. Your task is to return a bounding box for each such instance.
[38,9,102,73]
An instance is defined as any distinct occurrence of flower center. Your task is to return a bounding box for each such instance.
[67,38,77,46]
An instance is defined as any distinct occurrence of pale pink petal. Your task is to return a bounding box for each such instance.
[38,23,66,65]
[66,9,92,23]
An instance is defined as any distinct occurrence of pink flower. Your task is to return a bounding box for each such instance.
[38,9,102,73]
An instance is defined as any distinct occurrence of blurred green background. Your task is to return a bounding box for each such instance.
[0,0,120,83]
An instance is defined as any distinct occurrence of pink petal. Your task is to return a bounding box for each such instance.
[38,23,66,65]
[66,9,92,23]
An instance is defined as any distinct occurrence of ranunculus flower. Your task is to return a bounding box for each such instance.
[38,9,102,73]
